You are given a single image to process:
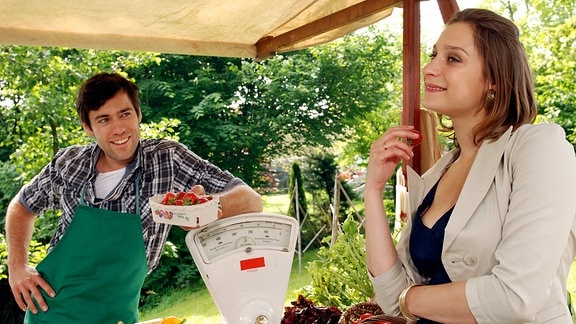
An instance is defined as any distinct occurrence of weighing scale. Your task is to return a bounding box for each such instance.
[185,213,299,324]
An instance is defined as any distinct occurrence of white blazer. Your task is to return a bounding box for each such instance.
[371,123,576,323]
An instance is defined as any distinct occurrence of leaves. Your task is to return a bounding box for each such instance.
[302,216,373,309]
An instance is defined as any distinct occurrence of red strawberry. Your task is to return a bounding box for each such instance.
[182,192,198,205]
[196,196,212,204]
[161,192,177,205]
[176,191,186,200]
[174,199,184,206]
[359,313,373,321]
[409,130,423,147]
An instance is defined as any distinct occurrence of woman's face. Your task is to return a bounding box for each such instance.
[422,22,490,122]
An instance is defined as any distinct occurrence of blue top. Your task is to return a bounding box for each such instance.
[409,182,453,323]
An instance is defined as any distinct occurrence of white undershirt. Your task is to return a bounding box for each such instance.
[94,167,126,199]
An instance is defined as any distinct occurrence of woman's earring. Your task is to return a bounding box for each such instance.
[486,88,495,105]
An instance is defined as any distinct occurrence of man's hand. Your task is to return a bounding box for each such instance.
[8,264,55,314]
[178,185,222,231]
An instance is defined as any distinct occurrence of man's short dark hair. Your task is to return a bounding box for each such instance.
[76,72,140,129]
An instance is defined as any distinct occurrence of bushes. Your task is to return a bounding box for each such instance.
[139,229,201,310]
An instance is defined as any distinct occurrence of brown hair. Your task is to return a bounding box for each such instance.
[437,8,537,145]
[76,72,140,129]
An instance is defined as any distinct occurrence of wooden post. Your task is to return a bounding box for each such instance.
[402,0,421,174]
[437,0,460,23]
[294,179,302,273]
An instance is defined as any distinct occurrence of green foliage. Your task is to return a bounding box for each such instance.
[0,233,49,280]
[305,152,356,214]
[325,27,404,166]
[128,27,404,185]
[305,152,339,204]
[0,162,23,226]
[528,6,576,147]
[288,162,308,218]
[488,0,576,147]
[140,118,182,141]
[300,216,373,309]
[140,232,200,310]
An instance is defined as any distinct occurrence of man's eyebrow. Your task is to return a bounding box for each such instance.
[94,112,110,120]
[94,108,133,120]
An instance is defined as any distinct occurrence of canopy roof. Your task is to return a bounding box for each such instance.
[0,0,405,59]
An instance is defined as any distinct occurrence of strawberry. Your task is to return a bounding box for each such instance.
[197,196,211,204]
[408,130,423,147]
[160,191,213,206]
[359,313,373,321]
[182,192,198,205]
[176,191,186,200]
[161,192,177,205]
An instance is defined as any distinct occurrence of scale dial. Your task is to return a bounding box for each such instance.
[192,217,295,263]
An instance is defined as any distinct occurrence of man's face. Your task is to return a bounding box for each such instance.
[82,91,141,171]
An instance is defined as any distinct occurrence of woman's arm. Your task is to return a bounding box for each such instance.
[364,125,420,315]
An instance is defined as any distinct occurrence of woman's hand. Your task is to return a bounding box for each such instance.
[365,125,421,193]
[364,125,420,276]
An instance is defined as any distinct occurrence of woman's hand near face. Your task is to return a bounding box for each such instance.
[364,125,421,277]
[365,125,421,194]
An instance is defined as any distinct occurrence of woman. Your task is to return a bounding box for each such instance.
[364,8,576,323]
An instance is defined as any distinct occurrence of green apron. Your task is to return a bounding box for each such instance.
[25,175,148,324]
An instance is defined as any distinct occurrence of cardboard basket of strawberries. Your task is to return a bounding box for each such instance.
[149,191,219,227]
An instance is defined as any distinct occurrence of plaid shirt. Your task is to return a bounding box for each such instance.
[19,139,244,272]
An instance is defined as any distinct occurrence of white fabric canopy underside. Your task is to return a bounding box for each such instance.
[0,0,400,58]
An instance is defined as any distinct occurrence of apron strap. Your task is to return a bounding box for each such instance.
[134,172,141,214]
[80,170,141,214]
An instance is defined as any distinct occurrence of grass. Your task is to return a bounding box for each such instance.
[261,192,290,215]
[139,193,313,323]
[138,248,319,323]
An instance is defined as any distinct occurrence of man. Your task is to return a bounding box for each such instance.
[5,72,263,323]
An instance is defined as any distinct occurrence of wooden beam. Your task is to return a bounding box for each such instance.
[437,0,460,23]
[256,0,401,59]
[402,0,421,174]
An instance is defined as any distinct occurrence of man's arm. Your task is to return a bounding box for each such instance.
[5,195,55,313]
[218,184,263,217]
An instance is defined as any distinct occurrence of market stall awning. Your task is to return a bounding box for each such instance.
[0,0,403,60]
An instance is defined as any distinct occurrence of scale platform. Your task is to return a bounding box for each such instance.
[186,213,299,324]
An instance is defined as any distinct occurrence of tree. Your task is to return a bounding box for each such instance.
[128,26,404,184]
[485,0,576,147]
[288,162,308,219]
[524,0,576,146]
